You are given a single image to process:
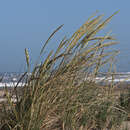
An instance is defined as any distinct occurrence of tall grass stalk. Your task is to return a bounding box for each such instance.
[0,11,128,130]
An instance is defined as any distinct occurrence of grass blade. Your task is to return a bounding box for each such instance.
[40,24,64,56]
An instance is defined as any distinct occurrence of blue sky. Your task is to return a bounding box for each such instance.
[0,0,130,72]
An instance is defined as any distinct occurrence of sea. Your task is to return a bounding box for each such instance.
[1,72,130,88]
[0,72,26,88]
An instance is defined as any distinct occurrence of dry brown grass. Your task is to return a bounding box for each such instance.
[0,11,129,130]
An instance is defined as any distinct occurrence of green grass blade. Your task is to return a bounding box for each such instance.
[25,48,30,72]
[40,24,64,56]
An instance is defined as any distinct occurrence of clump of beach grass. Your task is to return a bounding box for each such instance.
[0,11,128,130]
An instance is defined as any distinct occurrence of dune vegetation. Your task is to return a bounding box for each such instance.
[0,12,130,130]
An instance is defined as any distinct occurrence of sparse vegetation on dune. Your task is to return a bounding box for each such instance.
[0,12,130,130]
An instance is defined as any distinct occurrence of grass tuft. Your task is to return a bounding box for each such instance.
[0,12,129,130]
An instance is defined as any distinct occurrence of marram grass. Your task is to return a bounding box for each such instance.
[0,12,129,130]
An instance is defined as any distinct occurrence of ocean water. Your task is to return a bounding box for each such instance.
[1,72,130,88]
[0,72,26,88]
